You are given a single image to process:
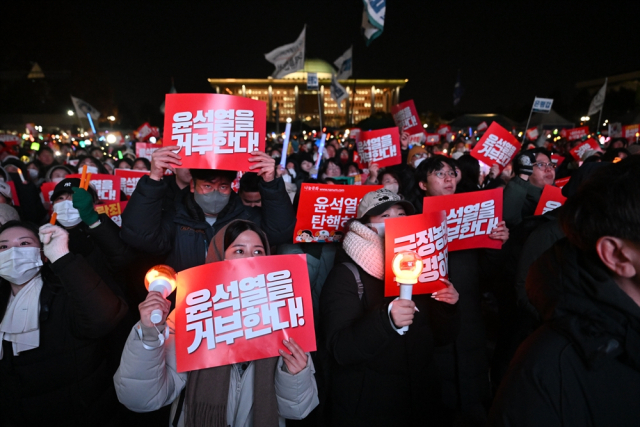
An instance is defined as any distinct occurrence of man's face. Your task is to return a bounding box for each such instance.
[190,176,232,195]
[419,163,457,196]
[529,153,555,188]
[39,151,54,165]
[240,190,261,207]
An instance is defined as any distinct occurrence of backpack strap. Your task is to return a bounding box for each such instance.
[342,262,364,300]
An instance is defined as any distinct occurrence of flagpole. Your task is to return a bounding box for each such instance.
[595,77,607,135]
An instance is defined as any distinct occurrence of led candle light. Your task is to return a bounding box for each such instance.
[144,265,177,324]
[392,251,423,334]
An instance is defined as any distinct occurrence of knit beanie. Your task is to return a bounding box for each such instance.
[342,221,385,280]
[514,150,537,176]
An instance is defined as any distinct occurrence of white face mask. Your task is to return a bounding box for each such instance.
[366,222,386,237]
[28,169,39,180]
[413,157,426,169]
[0,246,43,285]
[53,200,82,227]
[384,183,399,194]
[287,168,297,179]
[51,177,64,184]
[84,165,99,174]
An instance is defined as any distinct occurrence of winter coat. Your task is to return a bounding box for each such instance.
[489,239,640,426]
[0,253,128,427]
[502,177,542,230]
[113,315,319,427]
[120,175,296,272]
[321,249,459,427]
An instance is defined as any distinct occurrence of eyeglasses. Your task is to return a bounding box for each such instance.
[533,162,557,170]
[428,170,457,179]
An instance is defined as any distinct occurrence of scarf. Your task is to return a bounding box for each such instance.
[342,221,385,280]
[0,274,43,359]
[186,220,278,427]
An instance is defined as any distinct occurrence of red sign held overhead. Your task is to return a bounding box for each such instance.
[174,254,316,372]
[437,124,451,135]
[534,185,566,216]
[622,124,639,142]
[562,126,589,141]
[425,134,440,145]
[355,127,402,168]
[569,138,600,161]
[294,184,382,243]
[384,211,449,297]
[423,188,504,252]
[470,122,521,173]
[163,93,266,172]
[68,173,121,203]
[114,169,149,198]
[136,122,160,142]
[477,121,488,131]
[526,127,539,141]
[136,142,160,161]
[391,100,426,146]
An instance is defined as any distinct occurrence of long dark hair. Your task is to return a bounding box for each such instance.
[223,220,269,253]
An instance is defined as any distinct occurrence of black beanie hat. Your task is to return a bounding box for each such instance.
[514,150,537,176]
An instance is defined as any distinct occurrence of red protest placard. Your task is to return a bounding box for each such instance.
[563,126,589,141]
[569,138,600,161]
[294,184,382,243]
[554,176,570,189]
[391,100,426,145]
[40,182,56,205]
[163,93,266,172]
[622,124,639,142]
[95,201,127,227]
[423,188,504,251]
[385,211,449,297]
[136,142,159,160]
[174,254,315,372]
[136,122,159,142]
[534,185,566,216]
[470,122,521,173]
[114,169,149,198]
[526,127,539,141]
[425,134,440,145]
[477,121,488,131]
[551,154,565,167]
[437,124,451,135]
[355,127,401,168]
[68,173,122,203]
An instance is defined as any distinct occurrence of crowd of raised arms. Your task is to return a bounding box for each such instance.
[0,131,638,427]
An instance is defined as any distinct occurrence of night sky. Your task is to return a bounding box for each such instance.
[3,1,640,124]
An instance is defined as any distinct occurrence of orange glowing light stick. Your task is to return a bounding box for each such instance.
[50,213,57,225]
[79,165,87,189]
[83,173,92,190]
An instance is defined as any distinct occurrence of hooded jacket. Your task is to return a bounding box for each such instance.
[121,175,296,272]
[114,220,318,427]
[490,239,640,426]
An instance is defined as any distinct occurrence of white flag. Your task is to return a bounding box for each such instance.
[587,78,607,116]
[362,0,385,45]
[330,74,348,111]
[334,47,353,80]
[264,26,306,79]
[70,96,100,120]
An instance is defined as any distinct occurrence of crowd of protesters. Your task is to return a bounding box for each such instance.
[0,123,638,427]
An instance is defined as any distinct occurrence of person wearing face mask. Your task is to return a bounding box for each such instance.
[114,219,318,426]
[1,157,47,224]
[44,164,73,184]
[121,145,296,273]
[321,188,460,426]
[76,155,109,175]
[0,221,128,426]
[407,145,428,170]
[413,155,509,423]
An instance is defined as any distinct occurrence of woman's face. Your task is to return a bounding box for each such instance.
[0,227,39,252]
[224,230,266,260]
[369,205,406,224]
[301,161,313,172]
[380,174,398,187]
[79,158,98,169]
[132,160,149,171]
[326,162,341,177]
[117,161,131,170]
[50,168,69,181]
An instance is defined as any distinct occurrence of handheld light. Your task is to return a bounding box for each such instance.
[144,265,177,324]
[392,251,423,334]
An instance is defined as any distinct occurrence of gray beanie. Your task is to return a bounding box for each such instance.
[514,150,537,176]
[0,203,19,225]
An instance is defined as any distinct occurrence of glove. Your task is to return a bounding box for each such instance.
[72,187,99,225]
[39,224,69,263]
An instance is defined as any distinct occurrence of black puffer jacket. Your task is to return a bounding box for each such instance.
[321,248,459,427]
[120,175,295,272]
[0,254,128,427]
[490,239,640,426]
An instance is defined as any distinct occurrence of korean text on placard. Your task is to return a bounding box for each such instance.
[392,218,448,283]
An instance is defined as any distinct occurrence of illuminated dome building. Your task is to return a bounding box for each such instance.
[208,59,407,128]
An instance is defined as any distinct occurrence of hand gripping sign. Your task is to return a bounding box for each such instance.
[294,184,382,243]
[470,122,521,173]
[423,188,504,252]
[68,173,122,203]
[114,168,149,198]
[163,94,266,171]
[569,138,600,161]
[391,100,427,145]
[534,185,566,216]
[385,211,449,297]
[355,127,402,168]
[175,254,316,372]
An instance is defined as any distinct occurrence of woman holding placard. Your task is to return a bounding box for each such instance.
[114,219,318,427]
[321,188,460,426]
